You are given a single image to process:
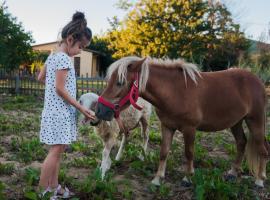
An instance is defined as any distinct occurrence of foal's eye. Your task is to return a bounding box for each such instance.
[116,80,125,87]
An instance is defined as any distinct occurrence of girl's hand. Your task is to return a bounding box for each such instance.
[79,106,95,120]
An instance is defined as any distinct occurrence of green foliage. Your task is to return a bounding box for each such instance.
[23,189,39,200]
[23,167,40,186]
[10,137,46,163]
[148,182,171,199]
[1,95,43,112]
[0,146,3,155]
[0,2,34,69]
[0,181,6,200]
[149,129,161,144]
[266,133,270,142]
[58,167,74,186]
[192,168,255,200]
[195,132,207,161]
[70,136,102,158]
[23,186,53,200]
[74,168,118,199]
[30,51,49,63]
[0,114,37,134]
[78,124,93,136]
[106,0,249,71]
[238,57,270,84]
[0,163,15,175]
[70,157,98,168]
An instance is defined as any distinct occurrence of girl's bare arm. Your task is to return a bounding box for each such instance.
[37,66,46,83]
[55,69,95,119]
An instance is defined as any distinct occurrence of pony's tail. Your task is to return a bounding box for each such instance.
[246,111,268,180]
[246,137,268,180]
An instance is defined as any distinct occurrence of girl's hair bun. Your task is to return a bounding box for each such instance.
[72,11,85,22]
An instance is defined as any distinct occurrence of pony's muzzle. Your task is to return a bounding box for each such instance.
[90,118,101,126]
[96,103,114,121]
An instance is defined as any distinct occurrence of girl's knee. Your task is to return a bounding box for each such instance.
[50,144,67,154]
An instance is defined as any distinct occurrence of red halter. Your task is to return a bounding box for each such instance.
[98,73,143,118]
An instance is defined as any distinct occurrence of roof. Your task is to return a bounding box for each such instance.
[32,41,102,55]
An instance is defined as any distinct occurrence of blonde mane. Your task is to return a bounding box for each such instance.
[106,56,201,92]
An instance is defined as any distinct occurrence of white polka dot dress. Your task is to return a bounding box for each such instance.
[40,52,77,145]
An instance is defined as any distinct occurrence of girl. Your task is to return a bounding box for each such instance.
[37,11,95,198]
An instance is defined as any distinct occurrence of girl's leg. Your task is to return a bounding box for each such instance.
[51,145,66,187]
[39,144,66,189]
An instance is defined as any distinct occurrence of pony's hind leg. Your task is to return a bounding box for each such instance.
[245,116,268,187]
[151,124,175,186]
[228,120,247,177]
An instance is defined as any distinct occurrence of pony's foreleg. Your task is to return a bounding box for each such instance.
[228,121,246,178]
[151,124,174,186]
[182,127,196,186]
[100,138,115,180]
[115,134,126,161]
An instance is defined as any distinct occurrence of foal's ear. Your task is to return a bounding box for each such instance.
[128,57,147,72]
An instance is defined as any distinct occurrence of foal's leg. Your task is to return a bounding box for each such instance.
[100,138,115,180]
[228,121,246,178]
[140,116,149,154]
[115,134,126,161]
[182,127,196,185]
[151,124,174,186]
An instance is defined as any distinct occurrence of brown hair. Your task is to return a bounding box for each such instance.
[61,11,92,46]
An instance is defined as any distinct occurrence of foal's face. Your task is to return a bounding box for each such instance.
[96,58,145,121]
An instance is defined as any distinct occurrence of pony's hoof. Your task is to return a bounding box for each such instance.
[181,176,192,187]
[224,174,237,182]
[151,177,161,186]
[255,179,264,188]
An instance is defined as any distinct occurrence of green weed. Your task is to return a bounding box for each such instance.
[0,163,15,175]
[10,137,46,163]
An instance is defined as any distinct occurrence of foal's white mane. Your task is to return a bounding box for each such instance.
[106,56,201,92]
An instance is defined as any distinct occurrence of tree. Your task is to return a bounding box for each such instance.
[0,2,34,70]
[88,36,116,76]
[256,25,270,69]
[106,0,249,71]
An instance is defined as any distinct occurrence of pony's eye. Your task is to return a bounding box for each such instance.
[116,80,125,87]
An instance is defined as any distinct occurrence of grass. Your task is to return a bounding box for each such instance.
[192,168,256,200]
[10,137,46,163]
[0,163,15,176]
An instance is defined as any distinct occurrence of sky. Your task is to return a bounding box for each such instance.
[3,0,270,45]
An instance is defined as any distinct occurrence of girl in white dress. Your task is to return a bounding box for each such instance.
[37,11,95,198]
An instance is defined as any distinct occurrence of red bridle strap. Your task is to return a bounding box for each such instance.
[98,72,143,118]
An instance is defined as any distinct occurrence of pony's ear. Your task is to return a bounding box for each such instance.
[128,58,147,72]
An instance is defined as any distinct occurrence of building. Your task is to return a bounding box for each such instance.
[32,41,101,77]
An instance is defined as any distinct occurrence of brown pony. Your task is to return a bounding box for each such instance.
[96,56,269,187]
